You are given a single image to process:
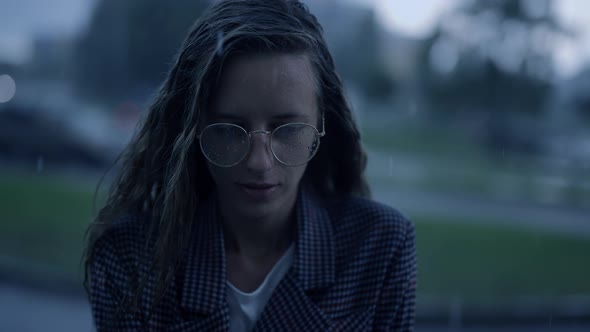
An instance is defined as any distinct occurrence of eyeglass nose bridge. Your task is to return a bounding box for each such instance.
[246,129,273,152]
[248,129,272,136]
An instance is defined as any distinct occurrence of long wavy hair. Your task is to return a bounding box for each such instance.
[83,0,370,305]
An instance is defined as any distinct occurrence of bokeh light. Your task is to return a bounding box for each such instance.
[0,74,16,103]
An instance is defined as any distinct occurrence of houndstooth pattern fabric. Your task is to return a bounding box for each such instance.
[88,184,417,331]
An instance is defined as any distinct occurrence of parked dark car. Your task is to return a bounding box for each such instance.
[0,105,110,170]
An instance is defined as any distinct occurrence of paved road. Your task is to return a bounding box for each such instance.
[0,284,92,332]
[367,150,590,237]
[419,326,590,332]
[2,282,589,332]
[371,182,590,237]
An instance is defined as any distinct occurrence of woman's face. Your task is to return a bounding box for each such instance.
[203,53,319,220]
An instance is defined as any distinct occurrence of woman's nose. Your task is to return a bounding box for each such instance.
[244,132,274,172]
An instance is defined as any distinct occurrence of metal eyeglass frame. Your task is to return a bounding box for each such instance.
[197,113,326,167]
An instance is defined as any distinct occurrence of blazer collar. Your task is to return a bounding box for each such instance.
[180,192,226,314]
[179,183,335,314]
[292,183,335,291]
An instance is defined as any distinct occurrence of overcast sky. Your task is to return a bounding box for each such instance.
[0,0,97,64]
[349,0,590,77]
[1,0,589,77]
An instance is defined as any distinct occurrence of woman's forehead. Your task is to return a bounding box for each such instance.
[209,53,319,121]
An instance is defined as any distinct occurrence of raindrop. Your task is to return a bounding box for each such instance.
[0,74,17,103]
[448,296,463,330]
[408,102,418,116]
[388,155,393,177]
[216,31,224,56]
[37,156,44,173]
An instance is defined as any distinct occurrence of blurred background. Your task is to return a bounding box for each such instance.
[0,0,589,331]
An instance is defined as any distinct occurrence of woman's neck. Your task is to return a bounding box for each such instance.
[218,198,296,259]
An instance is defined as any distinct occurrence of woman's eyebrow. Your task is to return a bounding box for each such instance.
[211,112,243,120]
[211,112,309,120]
[271,113,309,120]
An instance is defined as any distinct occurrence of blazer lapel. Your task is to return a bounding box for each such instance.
[291,184,335,290]
[172,193,229,331]
[253,272,332,331]
[253,184,336,331]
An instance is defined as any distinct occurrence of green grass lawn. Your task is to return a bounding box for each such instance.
[0,171,100,280]
[1,171,589,303]
[414,216,590,303]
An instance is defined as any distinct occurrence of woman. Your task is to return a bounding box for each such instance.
[84,0,417,331]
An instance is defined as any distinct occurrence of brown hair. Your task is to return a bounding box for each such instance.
[83,0,369,308]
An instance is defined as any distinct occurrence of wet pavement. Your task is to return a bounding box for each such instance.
[0,283,92,332]
[2,282,589,332]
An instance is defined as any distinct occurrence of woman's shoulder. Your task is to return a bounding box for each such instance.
[328,194,412,228]
[91,212,150,263]
[98,212,147,240]
[325,195,414,250]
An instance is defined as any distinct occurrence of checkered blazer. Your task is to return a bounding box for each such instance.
[89,185,417,331]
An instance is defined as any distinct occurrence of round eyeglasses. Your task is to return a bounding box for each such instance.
[197,117,326,167]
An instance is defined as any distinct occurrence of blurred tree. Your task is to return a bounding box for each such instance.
[331,9,396,101]
[418,0,569,154]
[78,0,396,105]
[74,0,209,105]
[568,68,590,124]
[573,95,590,123]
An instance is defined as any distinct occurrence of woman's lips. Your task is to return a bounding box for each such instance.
[237,183,279,200]
[241,183,276,189]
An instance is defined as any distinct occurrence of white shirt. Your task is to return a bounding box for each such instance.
[226,244,295,332]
